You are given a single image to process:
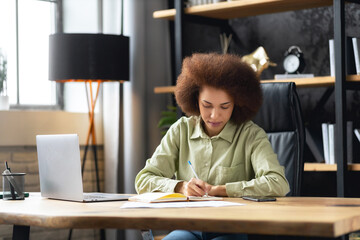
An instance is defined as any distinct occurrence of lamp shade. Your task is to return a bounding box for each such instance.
[49,33,129,81]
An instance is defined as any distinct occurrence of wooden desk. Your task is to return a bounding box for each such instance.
[1,193,360,239]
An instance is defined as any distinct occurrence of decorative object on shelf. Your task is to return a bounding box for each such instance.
[274,73,314,79]
[0,49,9,110]
[158,105,177,135]
[49,33,129,192]
[241,46,276,77]
[283,46,306,74]
[220,33,232,54]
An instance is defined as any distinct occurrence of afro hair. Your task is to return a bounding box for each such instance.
[175,52,263,125]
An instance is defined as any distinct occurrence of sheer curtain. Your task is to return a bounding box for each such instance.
[102,0,171,239]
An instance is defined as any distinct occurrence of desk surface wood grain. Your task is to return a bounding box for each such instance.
[1,193,360,238]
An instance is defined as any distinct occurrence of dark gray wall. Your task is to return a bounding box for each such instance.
[184,4,360,77]
[181,4,360,164]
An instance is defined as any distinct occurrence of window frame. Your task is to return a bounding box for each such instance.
[7,0,63,110]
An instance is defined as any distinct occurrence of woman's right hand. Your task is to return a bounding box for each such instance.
[175,178,211,197]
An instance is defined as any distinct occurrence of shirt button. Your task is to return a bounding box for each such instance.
[205,163,209,167]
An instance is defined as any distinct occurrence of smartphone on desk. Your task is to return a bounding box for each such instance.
[242,196,276,202]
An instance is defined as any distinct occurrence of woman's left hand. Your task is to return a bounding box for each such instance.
[196,181,228,197]
[207,184,227,197]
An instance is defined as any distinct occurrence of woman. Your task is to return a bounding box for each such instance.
[135,53,289,239]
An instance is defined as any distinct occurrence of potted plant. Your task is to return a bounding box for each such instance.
[0,49,9,110]
[158,105,177,135]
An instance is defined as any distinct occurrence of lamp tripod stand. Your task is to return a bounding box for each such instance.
[82,80,102,192]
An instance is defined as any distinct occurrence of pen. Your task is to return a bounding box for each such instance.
[188,161,208,197]
[188,161,200,179]
[5,161,10,171]
[5,161,17,199]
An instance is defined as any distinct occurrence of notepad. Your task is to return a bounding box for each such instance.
[128,192,223,203]
[121,201,243,209]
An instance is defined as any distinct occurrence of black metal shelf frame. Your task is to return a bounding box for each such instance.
[172,0,360,198]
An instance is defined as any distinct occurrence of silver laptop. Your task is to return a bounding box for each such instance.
[36,134,131,202]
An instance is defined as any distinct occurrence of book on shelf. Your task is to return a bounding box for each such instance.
[347,37,356,75]
[321,122,353,164]
[128,192,223,203]
[352,37,360,74]
[329,39,335,77]
[328,123,335,164]
[321,123,330,164]
[329,37,356,76]
[347,121,353,164]
[355,129,360,142]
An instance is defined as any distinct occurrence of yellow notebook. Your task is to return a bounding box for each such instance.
[129,192,223,203]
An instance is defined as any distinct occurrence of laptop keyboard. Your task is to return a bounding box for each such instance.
[83,193,107,200]
[82,192,131,202]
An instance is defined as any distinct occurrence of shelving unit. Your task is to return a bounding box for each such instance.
[153,0,360,197]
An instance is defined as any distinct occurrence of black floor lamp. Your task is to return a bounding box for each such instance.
[49,33,129,191]
[48,33,129,240]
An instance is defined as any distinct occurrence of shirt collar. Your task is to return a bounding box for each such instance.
[190,117,207,139]
[190,117,236,143]
[217,120,236,143]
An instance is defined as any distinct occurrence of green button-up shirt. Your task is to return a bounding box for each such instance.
[135,116,289,197]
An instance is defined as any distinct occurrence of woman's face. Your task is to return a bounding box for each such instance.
[198,85,234,137]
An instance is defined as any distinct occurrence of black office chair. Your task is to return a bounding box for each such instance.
[252,82,305,196]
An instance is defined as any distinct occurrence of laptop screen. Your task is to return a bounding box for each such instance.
[36,134,84,201]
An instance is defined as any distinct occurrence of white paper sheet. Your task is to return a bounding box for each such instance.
[120,201,245,209]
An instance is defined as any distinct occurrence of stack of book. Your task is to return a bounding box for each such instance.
[321,122,353,164]
[329,37,360,76]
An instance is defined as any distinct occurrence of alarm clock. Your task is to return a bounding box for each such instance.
[283,46,305,74]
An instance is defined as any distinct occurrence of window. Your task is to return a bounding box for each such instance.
[0,0,58,108]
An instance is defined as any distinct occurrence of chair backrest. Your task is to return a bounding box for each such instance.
[253,82,305,196]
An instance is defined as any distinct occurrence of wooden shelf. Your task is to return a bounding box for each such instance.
[304,163,360,172]
[153,0,333,20]
[154,75,360,94]
[154,86,176,94]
